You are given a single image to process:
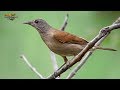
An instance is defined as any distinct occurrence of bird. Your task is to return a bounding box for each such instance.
[23,19,116,64]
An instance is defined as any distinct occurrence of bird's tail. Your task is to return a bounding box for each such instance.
[94,46,117,51]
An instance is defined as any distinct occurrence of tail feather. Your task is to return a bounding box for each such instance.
[94,46,117,51]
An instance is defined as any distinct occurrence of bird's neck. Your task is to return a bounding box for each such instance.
[37,26,52,41]
[37,25,51,34]
[37,27,54,48]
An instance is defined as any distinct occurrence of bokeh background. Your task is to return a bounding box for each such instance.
[0,11,120,79]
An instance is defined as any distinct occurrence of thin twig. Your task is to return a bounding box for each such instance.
[60,13,69,31]
[20,54,44,79]
[47,17,120,79]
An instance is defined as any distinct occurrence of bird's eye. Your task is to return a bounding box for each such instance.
[35,20,39,23]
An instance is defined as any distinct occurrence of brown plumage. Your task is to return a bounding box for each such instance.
[53,30,88,45]
[23,19,116,64]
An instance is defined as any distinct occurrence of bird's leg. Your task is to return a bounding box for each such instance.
[55,56,71,78]
[56,56,70,71]
[54,56,68,77]
[63,56,71,67]
[63,56,68,63]
[56,56,67,71]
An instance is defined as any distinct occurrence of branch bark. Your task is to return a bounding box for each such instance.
[47,17,120,79]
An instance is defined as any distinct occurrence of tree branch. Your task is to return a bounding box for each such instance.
[66,33,109,79]
[20,54,44,79]
[47,17,120,79]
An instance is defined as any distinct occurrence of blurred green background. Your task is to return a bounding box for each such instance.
[0,11,120,79]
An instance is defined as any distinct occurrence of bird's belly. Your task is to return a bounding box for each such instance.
[49,43,85,56]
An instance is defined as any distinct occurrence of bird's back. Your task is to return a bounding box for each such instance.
[52,29,88,45]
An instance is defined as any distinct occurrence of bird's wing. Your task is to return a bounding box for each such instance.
[53,30,88,45]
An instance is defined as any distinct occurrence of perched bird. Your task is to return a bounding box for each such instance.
[23,19,116,64]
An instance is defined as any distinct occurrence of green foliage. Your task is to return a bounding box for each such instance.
[0,11,120,79]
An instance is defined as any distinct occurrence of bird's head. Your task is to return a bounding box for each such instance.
[23,19,51,33]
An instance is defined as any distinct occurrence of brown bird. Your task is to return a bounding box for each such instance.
[23,19,116,64]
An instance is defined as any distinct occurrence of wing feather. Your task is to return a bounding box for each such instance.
[53,30,88,45]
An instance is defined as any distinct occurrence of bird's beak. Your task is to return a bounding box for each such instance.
[23,21,32,25]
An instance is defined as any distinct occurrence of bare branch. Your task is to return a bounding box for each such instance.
[60,13,69,31]
[66,34,109,79]
[66,51,92,79]
[47,17,120,79]
[20,54,44,79]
